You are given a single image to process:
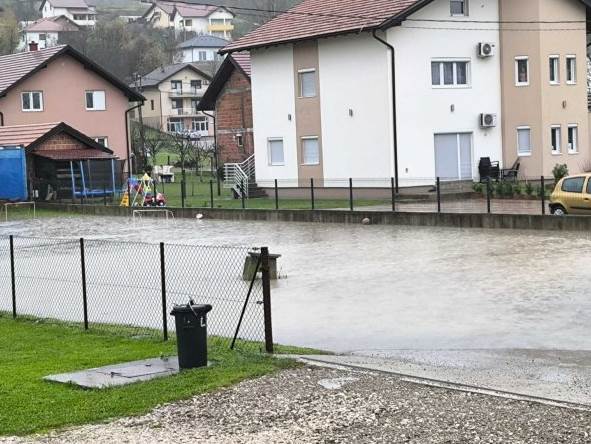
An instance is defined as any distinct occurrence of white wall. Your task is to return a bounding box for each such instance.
[389,0,503,181]
[180,47,220,63]
[318,34,394,185]
[25,31,59,49]
[251,46,298,185]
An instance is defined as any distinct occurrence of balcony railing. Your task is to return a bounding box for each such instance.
[208,23,234,32]
[171,108,200,116]
[169,90,202,98]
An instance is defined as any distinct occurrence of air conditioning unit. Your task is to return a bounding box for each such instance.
[478,42,495,58]
[480,113,497,128]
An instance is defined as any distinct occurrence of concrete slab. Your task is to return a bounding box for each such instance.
[300,349,591,408]
[44,357,180,389]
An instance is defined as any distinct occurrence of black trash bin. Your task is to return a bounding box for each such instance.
[170,303,212,369]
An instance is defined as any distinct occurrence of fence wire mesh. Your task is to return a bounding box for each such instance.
[0,235,268,351]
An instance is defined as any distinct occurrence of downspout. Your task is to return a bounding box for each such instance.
[372,29,399,192]
[202,110,220,195]
[125,101,144,181]
[0,112,4,126]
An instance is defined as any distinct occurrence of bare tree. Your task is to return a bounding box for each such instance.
[0,10,19,55]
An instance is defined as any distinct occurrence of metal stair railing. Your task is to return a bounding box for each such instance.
[224,155,255,198]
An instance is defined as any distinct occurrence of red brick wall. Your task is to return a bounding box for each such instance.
[35,133,88,152]
[215,69,254,165]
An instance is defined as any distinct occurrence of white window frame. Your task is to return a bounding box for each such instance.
[567,124,579,154]
[549,55,560,85]
[85,90,106,111]
[566,55,577,85]
[515,56,529,87]
[94,137,108,147]
[298,69,317,98]
[21,91,43,112]
[517,126,532,157]
[431,59,471,88]
[550,125,561,154]
[450,0,468,16]
[268,138,285,166]
[301,136,320,166]
[236,133,244,148]
[198,50,207,61]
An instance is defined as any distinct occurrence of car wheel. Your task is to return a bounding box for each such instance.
[551,205,567,216]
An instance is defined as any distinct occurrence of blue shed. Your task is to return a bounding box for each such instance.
[0,146,28,201]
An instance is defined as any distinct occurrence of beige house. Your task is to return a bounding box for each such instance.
[500,0,591,178]
[0,45,144,162]
[136,63,214,140]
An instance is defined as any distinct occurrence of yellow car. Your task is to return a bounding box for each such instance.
[549,173,591,215]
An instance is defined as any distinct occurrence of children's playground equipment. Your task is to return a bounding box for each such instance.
[69,159,118,200]
[120,174,167,207]
[3,202,36,222]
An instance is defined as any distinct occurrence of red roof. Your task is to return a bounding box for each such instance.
[25,16,80,32]
[222,0,422,53]
[172,3,220,18]
[0,46,64,94]
[0,122,60,147]
[231,52,251,77]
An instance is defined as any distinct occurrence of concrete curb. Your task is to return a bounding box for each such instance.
[36,202,591,232]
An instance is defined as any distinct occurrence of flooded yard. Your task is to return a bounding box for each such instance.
[1,215,590,353]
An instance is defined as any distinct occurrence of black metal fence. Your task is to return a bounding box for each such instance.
[0,235,273,352]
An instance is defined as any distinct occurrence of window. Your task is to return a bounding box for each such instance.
[191,98,199,112]
[171,98,183,110]
[184,19,192,26]
[551,125,561,154]
[198,51,207,61]
[150,99,155,111]
[562,177,585,193]
[21,91,43,111]
[85,91,105,110]
[298,69,316,98]
[73,14,86,20]
[236,134,244,147]
[549,56,559,84]
[566,56,577,84]
[167,118,183,132]
[431,61,469,87]
[515,57,529,86]
[568,125,578,153]
[517,127,531,155]
[268,138,284,165]
[94,137,108,147]
[171,80,182,91]
[301,137,320,165]
[39,33,46,41]
[450,0,468,15]
[192,116,208,132]
[191,80,202,91]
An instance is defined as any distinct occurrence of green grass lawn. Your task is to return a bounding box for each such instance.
[0,315,305,436]
[155,174,391,210]
[2,206,81,222]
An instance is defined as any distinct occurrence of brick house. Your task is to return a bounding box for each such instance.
[198,52,253,165]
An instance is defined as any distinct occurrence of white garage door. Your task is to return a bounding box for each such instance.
[434,133,473,181]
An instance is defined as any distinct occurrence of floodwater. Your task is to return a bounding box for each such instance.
[2,216,591,353]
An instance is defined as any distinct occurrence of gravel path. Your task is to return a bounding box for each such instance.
[4,365,591,444]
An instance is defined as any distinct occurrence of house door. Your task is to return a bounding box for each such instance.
[434,133,473,180]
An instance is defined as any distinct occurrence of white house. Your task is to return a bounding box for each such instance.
[40,0,96,27]
[221,0,504,188]
[177,34,228,63]
[143,2,235,40]
[23,16,80,50]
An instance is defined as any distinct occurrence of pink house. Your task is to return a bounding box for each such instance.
[0,45,144,168]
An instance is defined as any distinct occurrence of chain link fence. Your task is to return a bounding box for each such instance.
[0,235,273,352]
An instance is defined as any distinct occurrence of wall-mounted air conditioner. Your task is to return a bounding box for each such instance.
[478,42,495,58]
[480,113,497,128]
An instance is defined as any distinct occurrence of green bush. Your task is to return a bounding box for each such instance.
[525,182,534,196]
[493,182,503,197]
[472,182,483,193]
[501,181,514,197]
[513,182,523,195]
[552,163,569,182]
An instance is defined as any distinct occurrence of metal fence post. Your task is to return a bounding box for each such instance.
[261,247,273,354]
[209,180,214,209]
[80,238,88,330]
[274,179,279,210]
[349,178,354,211]
[310,178,315,210]
[241,179,246,209]
[391,177,396,212]
[103,185,107,206]
[9,235,16,319]
[160,242,168,341]
[181,179,186,209]
[436,177,441,213]
[541,176,546,215]
[486,179,491,214]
